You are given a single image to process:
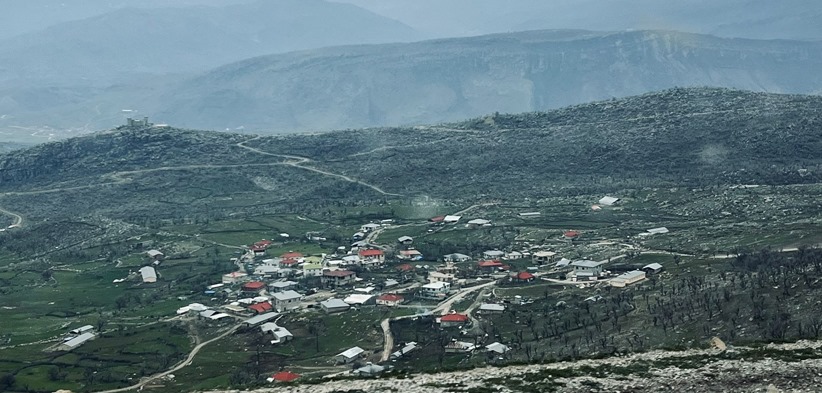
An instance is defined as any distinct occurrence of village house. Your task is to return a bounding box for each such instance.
[376,294,404,307]
[335,346,365,364]
[483,250,505,260]
[344,294,375,306]
[243,312,279,327]
[267,371,300,383]
[255,265,282,277]
[532,250,557,265]
[358,249,385,266]
[320,298,350,313]
[444,340,475,353]
[419,281,450,299]
[611,270,646,287]
[479,303,505,314]
[242,281,266,294]
[146,249,164,261]
[503,251,523,260]
[398,249,423,261]
[444,253,471,263]
[303,263,323,277]
[599,196,620,206]
[261,323,293,344]
[428,271,456,284]
[139,266,157,283]
[390,342,418,360]
[443,215,462,224]
[477,260,504,274]
[643,263,664,274]
[570,260,606,280]
[466,218,491,228]
[354,363,386,377]
[513,271,536,283]
[360,223,381,232]
[398,236,413,245]
[564,230,581,240]
[268,280,298,293]
[272,290,302,312]
[248,302,273,314]
[485,342,510,355]
[439,313,470,328]
[322,270,356,288]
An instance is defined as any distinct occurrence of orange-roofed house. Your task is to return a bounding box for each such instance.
[376,294,405,307]
[477,260,504,273]
[242,281,266,294]
[358,249,385,266]
[515,271,536,283]
[280,252,304,260]
[564,230,581,239]
[248,302,273,314]
[268,371,300,383]
[439,313,470,328]
[322,270,356,288]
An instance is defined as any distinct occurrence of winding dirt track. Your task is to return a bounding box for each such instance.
[235,138,403,197]
[94,324,241,393]
[0,206,23,227]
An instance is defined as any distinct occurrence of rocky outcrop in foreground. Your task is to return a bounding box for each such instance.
[206,341,822,393]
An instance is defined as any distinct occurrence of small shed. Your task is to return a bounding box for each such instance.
[139,266,157,283]
[335,346,365,364]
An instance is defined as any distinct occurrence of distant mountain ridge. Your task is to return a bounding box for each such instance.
[0,0,422,86]
[154,29,822,132]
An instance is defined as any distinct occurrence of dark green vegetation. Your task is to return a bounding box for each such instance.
[1,88,822,391]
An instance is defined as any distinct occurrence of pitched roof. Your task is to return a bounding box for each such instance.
[271,371,300,382]
[516,272,535,280]
[248,302,273,313]
[429,215,446,222]
[440,313,469,323]
[242,281,266,290]
[477,260,503,268]
[359,249,384,257]
[396,263,414,271]
[337,346,365,359]
[378,294,404,302]
[323,270,355,277]
[272,290,301,301]
[564,230,581,238]
[281,252,303,259]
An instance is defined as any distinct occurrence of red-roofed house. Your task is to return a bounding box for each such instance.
[396,263,414,272]
[242,281,266,294]
[564,230,581,239]
[430,215,446,223]
[515,271,535,282]
[248,302,273,314]
[281,252,304,259]
[477,260,504,273]
[376,294,405,307]
[280,259,300,267]
[439,313,470,328]
[251,245,267,256]
[269,371,300,383]
[322,270,356,288]
[358,249,385,266]
[255,240,273,248]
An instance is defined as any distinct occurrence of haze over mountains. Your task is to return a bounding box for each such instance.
[0,0,821,143]
[337,0,822,40]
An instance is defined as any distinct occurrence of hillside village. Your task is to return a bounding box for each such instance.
[56,194,679,386]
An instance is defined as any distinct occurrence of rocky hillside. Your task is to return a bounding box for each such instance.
[156,30,822,132]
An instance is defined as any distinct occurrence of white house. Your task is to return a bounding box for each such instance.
[610,270,646,288]
[443,215,462,223]
[483,250,505,259]
[444,253,471,263]
[302,263,323,277]
[420,282,450,299]
[360,223,381,232]
[269,281,298,293]
[599,196,620,206]
[570,260,606,280]
[272,290,302,312]
[261,323,293,344]
[139,266,157,283]
[427,271,456,284]
[320,298,350,313]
